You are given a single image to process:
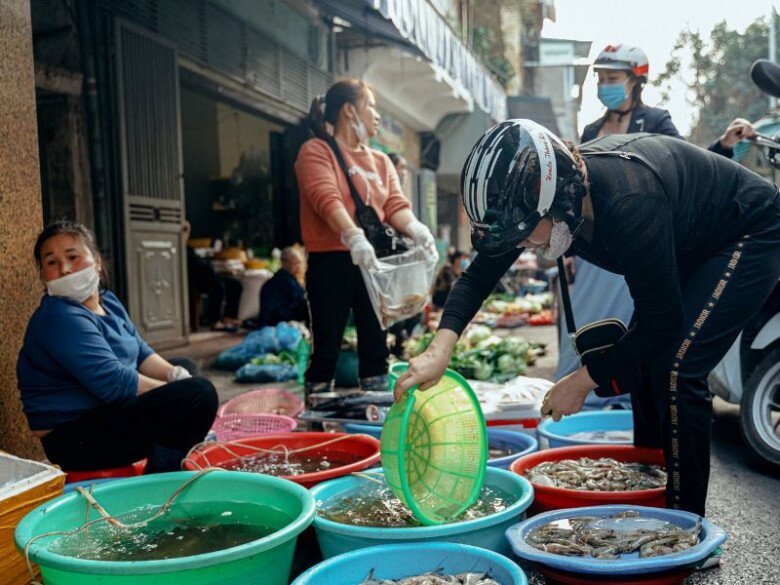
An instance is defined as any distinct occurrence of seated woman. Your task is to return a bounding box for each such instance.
[255,246,309,328]
[17,221,218,474]
[431,250,470,309]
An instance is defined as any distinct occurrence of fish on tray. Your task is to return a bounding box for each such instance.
[361,569,501,584]
[526,510,700,560]
[525,457,666,491]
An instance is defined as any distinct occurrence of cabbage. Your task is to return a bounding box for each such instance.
[464,325,492,347]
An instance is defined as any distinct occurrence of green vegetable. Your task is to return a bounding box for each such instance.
[497,354,516,373]
[473,360,495,381]
[464,325,492,347]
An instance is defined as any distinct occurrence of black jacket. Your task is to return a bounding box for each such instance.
[581,103,732,157]
[582,104,682,142]
[440,135,779,387]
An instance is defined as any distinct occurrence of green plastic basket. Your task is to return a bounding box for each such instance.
[380,365,488,525]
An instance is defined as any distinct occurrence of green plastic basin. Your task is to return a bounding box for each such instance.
[15,470,315,585]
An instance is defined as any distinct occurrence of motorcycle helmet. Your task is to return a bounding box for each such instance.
[460,119,585,256]
[594,44,649,80]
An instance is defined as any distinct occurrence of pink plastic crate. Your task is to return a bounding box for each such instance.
[218,388,304,418]
[211,412,297,441]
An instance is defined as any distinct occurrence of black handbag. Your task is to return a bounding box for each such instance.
[325,136,409,258]
[557,257,635,397]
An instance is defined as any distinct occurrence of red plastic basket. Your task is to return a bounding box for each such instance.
[211,413,297,441]
[539,565,693,585]
[510,445,666,514]
[218,388,304,418]
[64,459,146,484]
[183,432,381,488]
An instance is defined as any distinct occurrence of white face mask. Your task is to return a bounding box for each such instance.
[46,266,100,302]
[539,220,574,260]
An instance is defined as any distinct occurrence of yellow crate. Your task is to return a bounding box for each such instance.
[0,452,65,585]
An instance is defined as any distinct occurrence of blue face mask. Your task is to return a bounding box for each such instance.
[459,258,471,271]
[597,81,628,110]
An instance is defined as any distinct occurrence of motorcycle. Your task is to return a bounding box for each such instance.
[708,59,780,472]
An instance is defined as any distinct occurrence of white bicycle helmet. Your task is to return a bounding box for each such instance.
[594,44,649,79]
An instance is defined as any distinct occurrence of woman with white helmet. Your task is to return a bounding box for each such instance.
[583,44,754,151]
[394,119,780,516]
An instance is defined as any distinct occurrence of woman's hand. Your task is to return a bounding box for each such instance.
[393,329,458,402]
[540,366,597,422]
[719,118,755,148]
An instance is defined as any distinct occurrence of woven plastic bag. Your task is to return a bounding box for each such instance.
[360,246,437,329]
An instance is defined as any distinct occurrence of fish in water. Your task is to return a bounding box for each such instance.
[526,510,700,560]
[318,484,513,528]
[361,569,502,584]
[525,457,666,491]
[566,430,633,442]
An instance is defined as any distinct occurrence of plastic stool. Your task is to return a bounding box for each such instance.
[64,459,146,484]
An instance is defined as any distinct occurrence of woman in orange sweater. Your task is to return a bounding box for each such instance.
[296,79,436,401]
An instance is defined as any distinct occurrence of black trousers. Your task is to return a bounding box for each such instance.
[305,252,388,383]
[632,221,780,516]
[41,358,218,473]
[188,248,242,322]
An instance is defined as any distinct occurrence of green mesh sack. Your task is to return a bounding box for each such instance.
[380,365,487,525]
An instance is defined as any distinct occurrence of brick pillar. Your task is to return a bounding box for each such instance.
[0,0,45,459]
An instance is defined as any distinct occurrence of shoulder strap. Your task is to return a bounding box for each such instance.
[323,135,367,212]
[557,257,577,335]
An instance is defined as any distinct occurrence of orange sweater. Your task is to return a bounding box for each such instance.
[295,138,411,252]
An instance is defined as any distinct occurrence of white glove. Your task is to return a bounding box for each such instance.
[167,365,192,383]
[405,220,438,260]
[341,228,378,269]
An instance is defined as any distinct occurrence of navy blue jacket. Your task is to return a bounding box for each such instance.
[17,291,154,430]
[581,103,732,156]
[258,269,307,327]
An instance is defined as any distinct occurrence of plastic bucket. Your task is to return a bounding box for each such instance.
[506,504,726,578]
[15,470,315,585]
[510,445,666,514]
[183,432,380,488]
[488,429,538,469]
[342,423,382,439]
[65,460,146,484]
[291,542,528,584]
[538,565,694,585]
[537,411,633,449]
[309,466,534,559]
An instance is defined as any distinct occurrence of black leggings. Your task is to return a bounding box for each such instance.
[41,358,218,473]
[305,252,388,383]
[632,220,780,516]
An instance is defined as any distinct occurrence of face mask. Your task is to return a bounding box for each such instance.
[597,81,628,110]
[459,259,471,271]
[46,266,100,302]
[539,220,574,260]
[349,106,369,145]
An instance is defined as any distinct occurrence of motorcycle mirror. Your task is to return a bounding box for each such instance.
[750,59,780,98]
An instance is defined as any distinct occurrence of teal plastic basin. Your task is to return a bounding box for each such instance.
[292,542,528,584]
[310,467,534,559]
[15,470,315,585]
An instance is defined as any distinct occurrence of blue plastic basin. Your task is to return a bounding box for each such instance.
[342,423,382,439]
[488,429,538,469]
[505,504,727,576]
[537,410,633,448]
[292,542,527,584]
[309,467,534,559]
